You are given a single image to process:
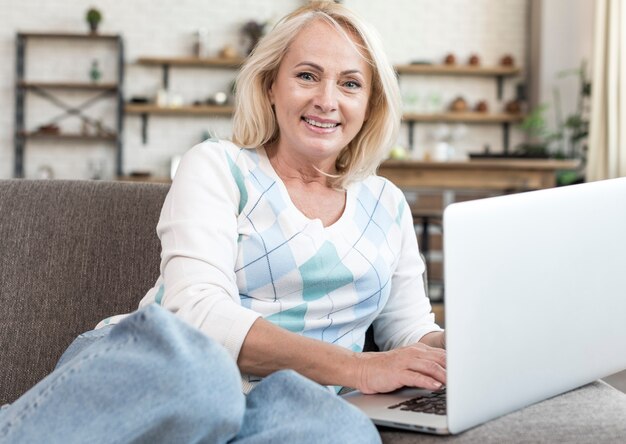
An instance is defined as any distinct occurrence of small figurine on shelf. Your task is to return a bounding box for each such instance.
[500,54,515,67]
[505,99,522,114]
[388,145,408,160]
[444,53,456,65]
[475,100,489,113]
[88,159,105,180]
[468,54,481,66]
[156,88,168,107]
[37,165,54,180]
[219,44,238,59]
[206,92,228,106]
[241,20,267,55]
[81,120,91,136]
[86,8,102,34]
[192,28,209,58]
[449,96,468,112]
[38,123,60,135]
[94,121,103,136]
[89,59,101,83]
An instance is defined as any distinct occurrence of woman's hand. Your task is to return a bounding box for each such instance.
[239,318,446,394]
[354,343,446,394]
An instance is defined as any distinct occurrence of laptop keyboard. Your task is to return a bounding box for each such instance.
[387,388,447,415]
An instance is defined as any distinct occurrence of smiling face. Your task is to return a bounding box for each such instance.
[268,19,372,171]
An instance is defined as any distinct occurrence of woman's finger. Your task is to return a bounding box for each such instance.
[399,370,444,391]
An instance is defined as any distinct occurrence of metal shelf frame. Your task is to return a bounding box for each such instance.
[14,32,125,177]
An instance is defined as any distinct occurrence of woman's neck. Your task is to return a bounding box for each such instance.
[265,144,337,188]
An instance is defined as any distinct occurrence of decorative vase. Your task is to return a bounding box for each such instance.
[89,60,101,83]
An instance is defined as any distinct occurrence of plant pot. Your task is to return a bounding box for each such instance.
[89,21,99,34]
[514,143,550,159]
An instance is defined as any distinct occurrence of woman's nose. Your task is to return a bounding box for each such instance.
[313,80,338,113]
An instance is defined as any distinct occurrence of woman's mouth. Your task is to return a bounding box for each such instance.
[302,116,340,129]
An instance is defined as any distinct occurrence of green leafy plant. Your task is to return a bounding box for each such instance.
[554,60,591,160]
[86,8,102,33]
[515,60,590,168]
[515,105,555,158]
[519,104,549,140]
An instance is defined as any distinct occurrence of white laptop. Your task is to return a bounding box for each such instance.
[343,178,626,434]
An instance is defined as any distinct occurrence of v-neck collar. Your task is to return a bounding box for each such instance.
[256,146,355,232]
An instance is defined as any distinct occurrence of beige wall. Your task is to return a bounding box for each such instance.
[530,0,595,131]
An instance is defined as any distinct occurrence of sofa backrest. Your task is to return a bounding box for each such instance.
[0,179,169,405]
[0,178,382,406]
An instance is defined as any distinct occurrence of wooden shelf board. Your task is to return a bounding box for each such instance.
[403,112,525,123]
[395,64,520,76]
[18,32,120,41]
[381,158,581,171]
[21,131,117,141]
[19,81,118,91]
[136,56,245,68]
[125,103,234,116]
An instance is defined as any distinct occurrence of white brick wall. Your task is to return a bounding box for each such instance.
[0,0,530,179]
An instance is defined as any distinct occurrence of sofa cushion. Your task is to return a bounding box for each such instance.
[378,380,626,443]
[0,179,168,405]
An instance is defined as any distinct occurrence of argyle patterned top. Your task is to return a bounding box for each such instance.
[98,139,441,393]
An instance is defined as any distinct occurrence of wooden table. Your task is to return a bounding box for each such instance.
[377,158,581,192]
[119,159,581,193]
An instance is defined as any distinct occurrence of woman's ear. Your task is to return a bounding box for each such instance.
[268,83,275,105]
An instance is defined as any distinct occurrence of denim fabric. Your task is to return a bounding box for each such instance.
[54,325,115,370]
[0,305,380,444]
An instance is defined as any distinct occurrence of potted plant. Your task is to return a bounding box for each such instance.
[514,104,553,158]
[86,8,102,34]
[553,60,591,160]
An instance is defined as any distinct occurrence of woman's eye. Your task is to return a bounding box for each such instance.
[298,72,315,81]
[344,80,362,89]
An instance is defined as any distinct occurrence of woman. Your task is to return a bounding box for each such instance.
[0,2,445,443]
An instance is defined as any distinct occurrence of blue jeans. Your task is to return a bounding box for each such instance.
[0,305,380,443]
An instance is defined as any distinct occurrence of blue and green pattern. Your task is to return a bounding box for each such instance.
[299,241,353,301]
[224,142,406,353]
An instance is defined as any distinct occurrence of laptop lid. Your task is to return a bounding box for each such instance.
[444,177,626,434]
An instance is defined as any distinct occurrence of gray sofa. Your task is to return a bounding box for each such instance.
[1,179,625,443]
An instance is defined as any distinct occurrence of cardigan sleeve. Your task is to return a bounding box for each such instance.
[371,194,443,351]
[156,141,261,361]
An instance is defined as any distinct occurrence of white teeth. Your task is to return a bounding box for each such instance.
[304,117,338,128]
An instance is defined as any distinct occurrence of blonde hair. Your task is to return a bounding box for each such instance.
[232,1,401,188]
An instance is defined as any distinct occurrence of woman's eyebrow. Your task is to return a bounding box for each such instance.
[294,61,324,71]
[294,61,364,77]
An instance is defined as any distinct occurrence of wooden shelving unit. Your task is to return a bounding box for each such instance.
[128,56,243,143]
[396,63,524,154]
[18,81,119,91]
[19,131,117,141]
[136,56,245,69]
[403,112,524,124]
[18,32,120,41]
[394,64,520,77]
[395,63,520,100]
[135,56,245,90]
[125,103,234,116]
[126,103,234,143]
[14,32,125,178]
